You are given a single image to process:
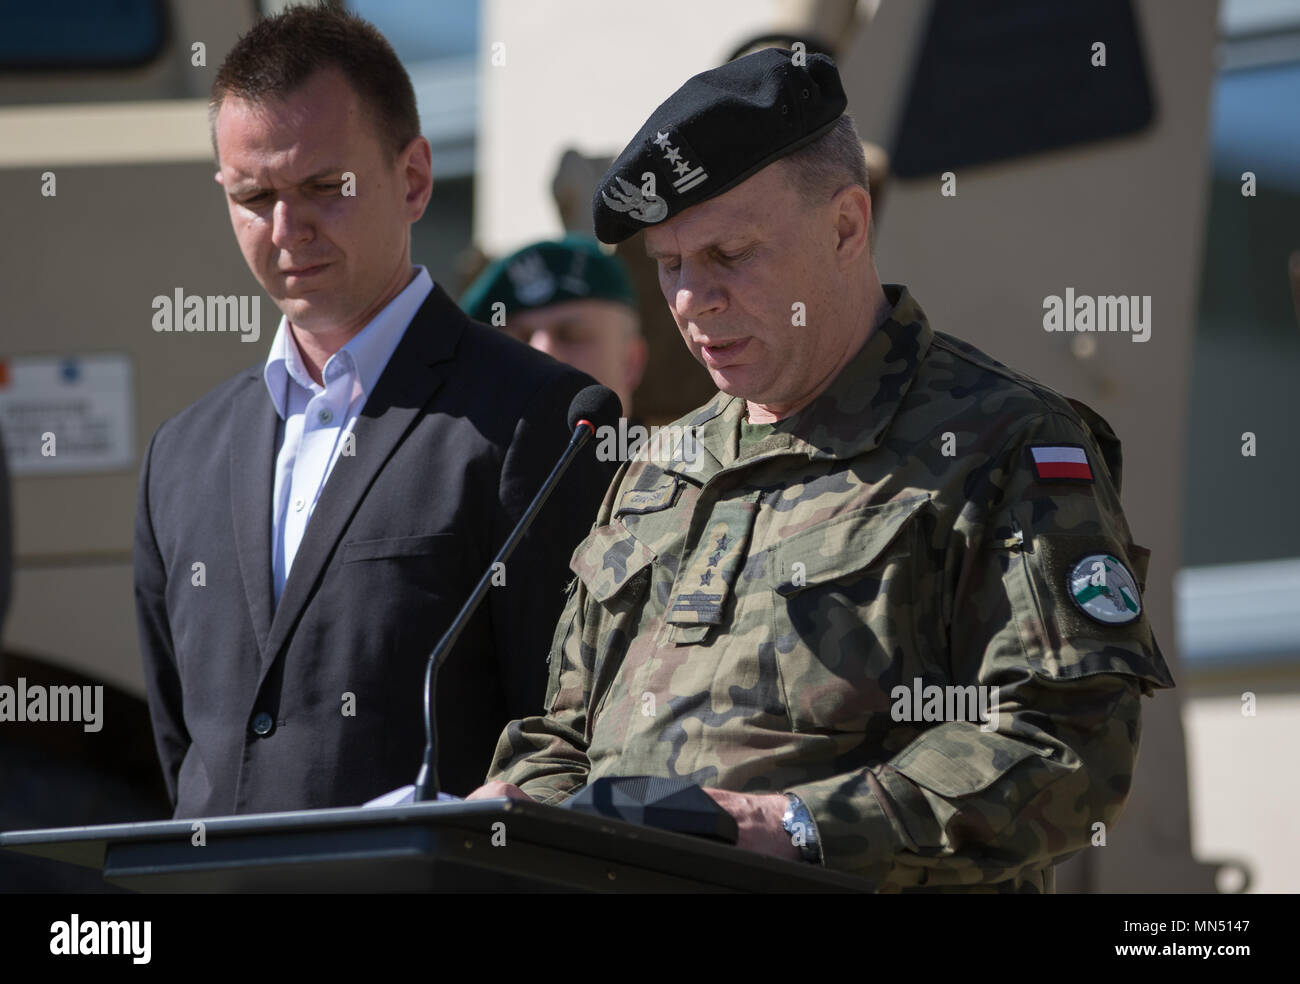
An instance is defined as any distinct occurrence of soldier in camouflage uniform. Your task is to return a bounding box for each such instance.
[470,48,1173,892]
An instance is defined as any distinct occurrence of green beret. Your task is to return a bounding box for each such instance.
[460,235,638,323]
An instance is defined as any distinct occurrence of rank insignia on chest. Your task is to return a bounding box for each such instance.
[1028,443,1094,482]
[663,497,759,634]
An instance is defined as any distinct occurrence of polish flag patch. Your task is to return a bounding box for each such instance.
[1028,444,1093,481]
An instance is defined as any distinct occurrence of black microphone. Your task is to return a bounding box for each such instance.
[564,383,623,435]
[412,384,622,802]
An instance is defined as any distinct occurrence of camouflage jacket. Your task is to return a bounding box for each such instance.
[487,284,1174,892]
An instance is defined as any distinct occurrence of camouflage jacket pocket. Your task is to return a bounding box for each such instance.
[771,494,929,595]
[1000,520,1173,688]
[770,494,930,732]
[1126,542,1151,592]
[878,729,1050,850]
[890,728,1046,798]
[569,520,659,727]
[542,573,582,711]
[570,519,656,605]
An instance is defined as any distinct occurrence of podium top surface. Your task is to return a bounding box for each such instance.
[0,798,872,893]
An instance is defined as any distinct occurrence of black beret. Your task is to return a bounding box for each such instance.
[592,47,847,244]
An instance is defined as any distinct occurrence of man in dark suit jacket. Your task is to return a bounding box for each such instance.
[134,7,611,817]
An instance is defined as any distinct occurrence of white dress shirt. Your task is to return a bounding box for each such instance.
[263,266,435,604]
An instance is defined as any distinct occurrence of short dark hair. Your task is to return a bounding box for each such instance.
[209,3,419,163]
[779,113,870,203]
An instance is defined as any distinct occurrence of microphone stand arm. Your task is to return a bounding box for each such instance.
[412,421,597,802]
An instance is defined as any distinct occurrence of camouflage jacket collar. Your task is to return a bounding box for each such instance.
[667,284,933,481]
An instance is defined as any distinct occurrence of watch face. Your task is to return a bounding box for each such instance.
[781,796,818,861]
[782,794,799,827]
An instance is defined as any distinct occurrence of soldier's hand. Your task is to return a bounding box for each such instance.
[466,781,534,802]
[702,788,801,863]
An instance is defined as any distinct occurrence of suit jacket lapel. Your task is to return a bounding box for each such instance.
[259,284,467,675]
[230,371,278,656]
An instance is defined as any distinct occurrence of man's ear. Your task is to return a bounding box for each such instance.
[400,136,434,220]
[832,184,871,265]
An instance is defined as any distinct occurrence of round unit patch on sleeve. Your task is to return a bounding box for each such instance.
[1068,554,1142,625]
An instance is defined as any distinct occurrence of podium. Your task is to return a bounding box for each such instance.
[0,798,870,892]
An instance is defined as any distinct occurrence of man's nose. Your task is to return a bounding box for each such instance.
[270,197,313,249]
[672,262,726,321]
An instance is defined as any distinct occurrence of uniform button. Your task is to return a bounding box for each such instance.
[250,711,274,736]
[293,497,305,512]
[318,408,333,424]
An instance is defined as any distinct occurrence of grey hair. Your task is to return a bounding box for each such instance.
[778,113,870,203]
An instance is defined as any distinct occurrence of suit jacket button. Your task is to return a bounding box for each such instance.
[250,711,274,736]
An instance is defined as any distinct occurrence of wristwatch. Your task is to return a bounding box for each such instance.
[781,793,821,863]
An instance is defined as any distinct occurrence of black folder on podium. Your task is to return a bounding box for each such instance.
[0,798,870,892]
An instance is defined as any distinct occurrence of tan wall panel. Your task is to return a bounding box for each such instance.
[2,160,272,685]
[6,564,142,696]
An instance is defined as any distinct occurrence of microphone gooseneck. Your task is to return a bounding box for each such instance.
[412,385,621,802]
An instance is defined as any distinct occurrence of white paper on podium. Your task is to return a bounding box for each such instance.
[362,785,462,808]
